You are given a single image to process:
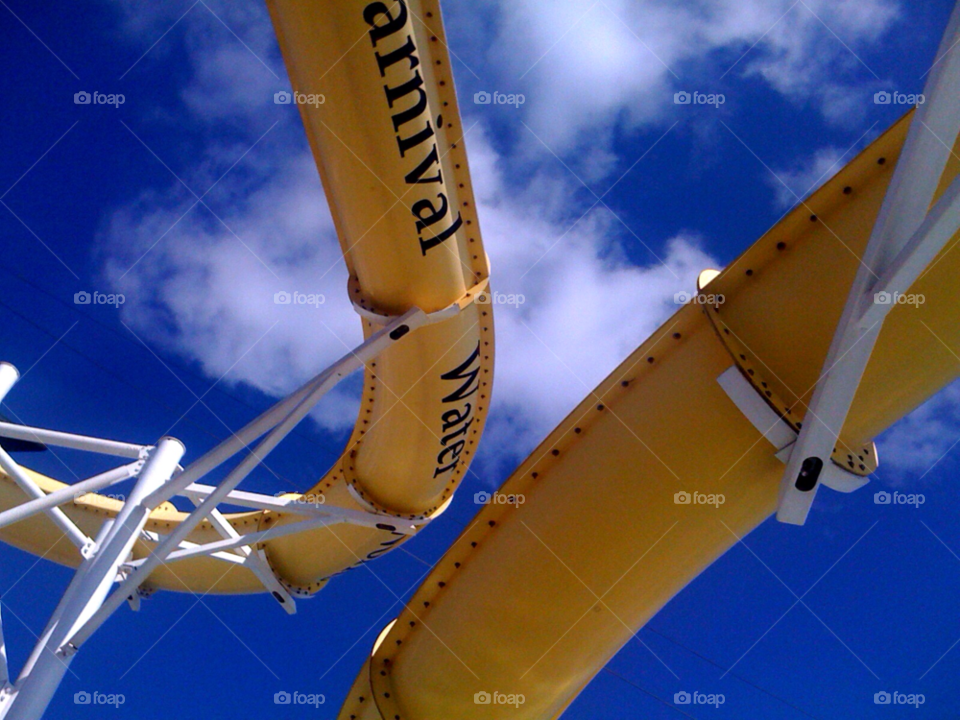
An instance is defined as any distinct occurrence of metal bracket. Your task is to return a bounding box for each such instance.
[718,366,872,496]
[705,313,877,477]
[350,276,489,325]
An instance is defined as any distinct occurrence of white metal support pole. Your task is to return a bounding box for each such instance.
[139,307,429,511]
[0,423,148,459]
[859,172,960,328]
[0,463,142,533]
[3,438,184,720]
[777,0,960,524]
[124,515,340,564]
[0,448,91,554]
[8,520,115,701]
[181,483,420,530]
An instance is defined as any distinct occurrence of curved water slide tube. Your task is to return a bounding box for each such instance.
[0,0,492,597]
[337,112,960,719]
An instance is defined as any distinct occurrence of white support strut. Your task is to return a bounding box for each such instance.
[778,0,960,525]
[859,171,960,328]
[181,483,422,531]
[0,423,148,460]
[3,438,185,720]
[0,293,473,718]
[64,308,431,651]
[0,463,142,534]
[0,368,92,554]
[184,492,297,614]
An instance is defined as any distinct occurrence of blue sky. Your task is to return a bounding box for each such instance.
[2,0,960,717]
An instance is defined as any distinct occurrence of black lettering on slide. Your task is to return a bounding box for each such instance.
[433,344,481,478]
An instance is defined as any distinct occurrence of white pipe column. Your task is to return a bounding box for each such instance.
[0,464,141,533]
[9,520,115,694]
[3,438,184,720]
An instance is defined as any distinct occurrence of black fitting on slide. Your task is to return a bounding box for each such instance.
[795,457,823,492]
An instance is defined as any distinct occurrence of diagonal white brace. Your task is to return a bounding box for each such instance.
[0,448,92,554]
[0,422,148,460]
[65,308,429,651]
[0,463,142,534]
[0,366,92,553]
[184,492,296,614]
[0,595,7,688]
[180,483,420,533]
[125,515,341,564]
[859,171,960,328]
[778,0,960,525]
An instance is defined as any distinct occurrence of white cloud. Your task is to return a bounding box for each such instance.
[878,380,960,482]
[112,0,285,123]
[465,129,717,454]
[98,121,715,449]
[769,146,848,209]
[451,0,900,160]
[98,0,919,466]
[99,152,363,431]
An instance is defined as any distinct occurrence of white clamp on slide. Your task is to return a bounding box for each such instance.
[350,276,491,327]
[717,366,871,495]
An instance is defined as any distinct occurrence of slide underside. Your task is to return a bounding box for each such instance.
[337,112,960,719]
[3,4,959,718]
[0,0,493,597]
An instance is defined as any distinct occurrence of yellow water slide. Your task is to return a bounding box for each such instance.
[337,113,960,719]
[2,2,959,718]
[0,0,492,597]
